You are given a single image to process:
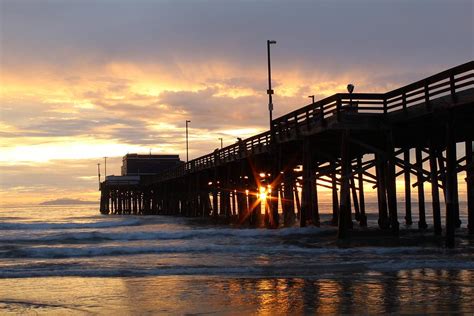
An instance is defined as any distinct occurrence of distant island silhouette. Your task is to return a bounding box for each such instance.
[40,198,97,206]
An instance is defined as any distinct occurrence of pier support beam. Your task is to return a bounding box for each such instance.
[212,169,219,218]
[350,173,360,223]
[237,163,249,225]
[249,186,260,227]
[331,160,339,225]
[404,149,413,225]
[269,152,280,228]
[376,154,389,230]
[466,140,474,234]
[386,134,399,235]
[338,130,352,239]
[312,165,320,226]
[357,157,367,226]
[282,171,296,226]
[100,188,109,214]
[236,184,247,225]
[301,138,318,227]
[453,162,462,229]
[429,142,442,235]
[445,114,457,248]
[416,148,428,230]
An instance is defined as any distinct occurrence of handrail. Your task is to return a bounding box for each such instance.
[152,61,474,182]
[155,130,272,181]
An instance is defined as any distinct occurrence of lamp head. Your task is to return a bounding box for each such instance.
[347,84,354,94]
[268,40,277,44]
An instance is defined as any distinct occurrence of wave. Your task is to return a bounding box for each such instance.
[2,260,474,278]
[0,226,335,243]
[0,242,453,259]
[0,218,142,230]
[367,259,474,271]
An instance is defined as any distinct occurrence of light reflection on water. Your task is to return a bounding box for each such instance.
[1,270,474,314]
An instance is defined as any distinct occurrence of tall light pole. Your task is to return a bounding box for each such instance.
[218,137,223,149]
[103,157,107,178]
[186,120,191,163]
[97,163,101,187]
[267,40,277,133]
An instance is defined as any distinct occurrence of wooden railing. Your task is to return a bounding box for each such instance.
[273,61,473,127]
[153,61,474,182]
[154,131,272,181]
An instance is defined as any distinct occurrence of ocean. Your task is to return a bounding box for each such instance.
[1,203,473,314]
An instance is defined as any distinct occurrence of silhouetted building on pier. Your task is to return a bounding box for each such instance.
[121,154,183,176]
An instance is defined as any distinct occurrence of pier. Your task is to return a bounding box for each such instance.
[100,61,474,247]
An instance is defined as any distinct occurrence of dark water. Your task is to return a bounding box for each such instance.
[0,204,473,314]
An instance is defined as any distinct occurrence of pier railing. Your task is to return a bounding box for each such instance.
[153,61,473,182]
[154,131,272,181]
[273,61,473,128]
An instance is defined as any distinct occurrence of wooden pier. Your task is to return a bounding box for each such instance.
[100,61,474,247]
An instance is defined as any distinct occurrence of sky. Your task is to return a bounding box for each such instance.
[0,0,473,205]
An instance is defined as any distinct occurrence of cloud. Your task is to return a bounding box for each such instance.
[1,0,472,205]
[2,0,471,72]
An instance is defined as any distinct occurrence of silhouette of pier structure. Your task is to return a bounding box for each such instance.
[100,61,474,247]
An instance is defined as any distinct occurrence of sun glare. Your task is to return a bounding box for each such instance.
[258,187,267,200]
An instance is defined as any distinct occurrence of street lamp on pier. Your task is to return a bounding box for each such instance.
[186,120,191,163]
[267,40,277,133]
[347,84,354,108]
[218,137,223,149]
[97,163,101,187]
[103,157,107,178]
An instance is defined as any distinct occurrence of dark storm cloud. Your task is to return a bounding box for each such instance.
[1,0,472,73]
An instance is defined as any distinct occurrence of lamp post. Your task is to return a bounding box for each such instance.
[267,40,277,133]
[103,157,107,178]
[97,163,101,187]
[218,137,223,149]
[186,120,191,163]
[347,84,354,108]
[308,95,315,118]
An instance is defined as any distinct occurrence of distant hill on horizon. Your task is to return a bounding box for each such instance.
[39,198,97,206]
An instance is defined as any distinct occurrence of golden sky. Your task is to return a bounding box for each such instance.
[0,0,472,205]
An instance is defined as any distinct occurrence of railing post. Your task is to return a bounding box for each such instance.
[383,98,387,114]
[402,92,407,111]
[450,74,457,103]
[306,109,310,130]
[424,81,431,111]
[336,98,342,122]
